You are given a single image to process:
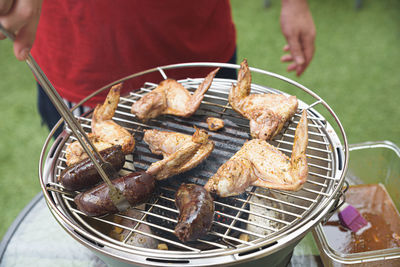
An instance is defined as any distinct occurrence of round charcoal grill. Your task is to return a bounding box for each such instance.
[39,62,348,266]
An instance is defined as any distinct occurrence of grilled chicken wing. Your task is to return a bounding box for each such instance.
[145,128,214,180]
[131,68,219,121]
[204,110,308,197]
[65,84,135,166]
[229,59,298,140]
[65,134,113,166]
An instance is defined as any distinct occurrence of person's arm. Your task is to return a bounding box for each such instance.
[0,0,43,61]
[280,0,315,76]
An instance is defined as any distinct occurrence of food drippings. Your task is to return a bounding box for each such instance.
[323,184,400,254]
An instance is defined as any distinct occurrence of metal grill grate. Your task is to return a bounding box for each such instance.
[39,63,347,264]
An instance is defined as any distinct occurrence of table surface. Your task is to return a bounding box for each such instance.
[0,193,323,267]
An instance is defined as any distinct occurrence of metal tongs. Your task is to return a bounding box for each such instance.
[0,24,130,212]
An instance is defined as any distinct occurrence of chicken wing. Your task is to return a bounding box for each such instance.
[131,68,220,121]
[229,59,298,140]
[65,134,113,166]
[145,128,214,180]
[204,110,308,197]
[65,84,135,166]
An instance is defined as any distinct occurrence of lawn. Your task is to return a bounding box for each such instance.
[0,0,399,240]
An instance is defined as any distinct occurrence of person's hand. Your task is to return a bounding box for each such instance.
[280,0,315,76]
[0,0,42,61]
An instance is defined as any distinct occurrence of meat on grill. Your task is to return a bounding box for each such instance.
[204,110,308,197]
[74,171,155,217]
[131,68,219,121]
[229,59,298,140]
[65,135,113,166]
[206,117,224,131]
[145,128,214,180]
[65,84,135,166]
[60,145,126,191]
[174,183,214,242]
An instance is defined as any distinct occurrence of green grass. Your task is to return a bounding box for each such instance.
[0,0,399,239]
[0,44,49,238]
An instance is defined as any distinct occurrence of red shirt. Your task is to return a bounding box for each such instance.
[32,0,236,107]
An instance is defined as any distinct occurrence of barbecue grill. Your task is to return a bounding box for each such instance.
[39,62,348,266]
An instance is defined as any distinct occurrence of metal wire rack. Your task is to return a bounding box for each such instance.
[39,62,348,266]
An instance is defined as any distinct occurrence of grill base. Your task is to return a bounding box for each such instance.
[93,239,297,267]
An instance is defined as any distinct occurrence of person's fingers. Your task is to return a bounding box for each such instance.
[295,33,315,77]
[287,63,297,72]
[301,33,315,67]
[0,0,14,15]
[296,65,306,77]
[281,45,303,75]
[284,35,307,77]
[286,35,305,68]
[13,19,38,60]
[0,0,15,40]
[1,0,42,60]
[282,49,306,76]
[0,1,33,34]
[283,44,290,52]
[280,54,293,62]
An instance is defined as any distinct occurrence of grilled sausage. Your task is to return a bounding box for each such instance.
[74,171,155,216]
[174,183,214,242]
[60,145,125,191]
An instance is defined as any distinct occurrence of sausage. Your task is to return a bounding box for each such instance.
[174,183,214,242]
[60,145,125,191]
[74,171,155,216]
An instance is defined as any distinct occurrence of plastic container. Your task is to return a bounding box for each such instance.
[312,141,400,266]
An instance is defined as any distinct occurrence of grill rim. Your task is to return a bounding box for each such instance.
[38,62,349,265]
